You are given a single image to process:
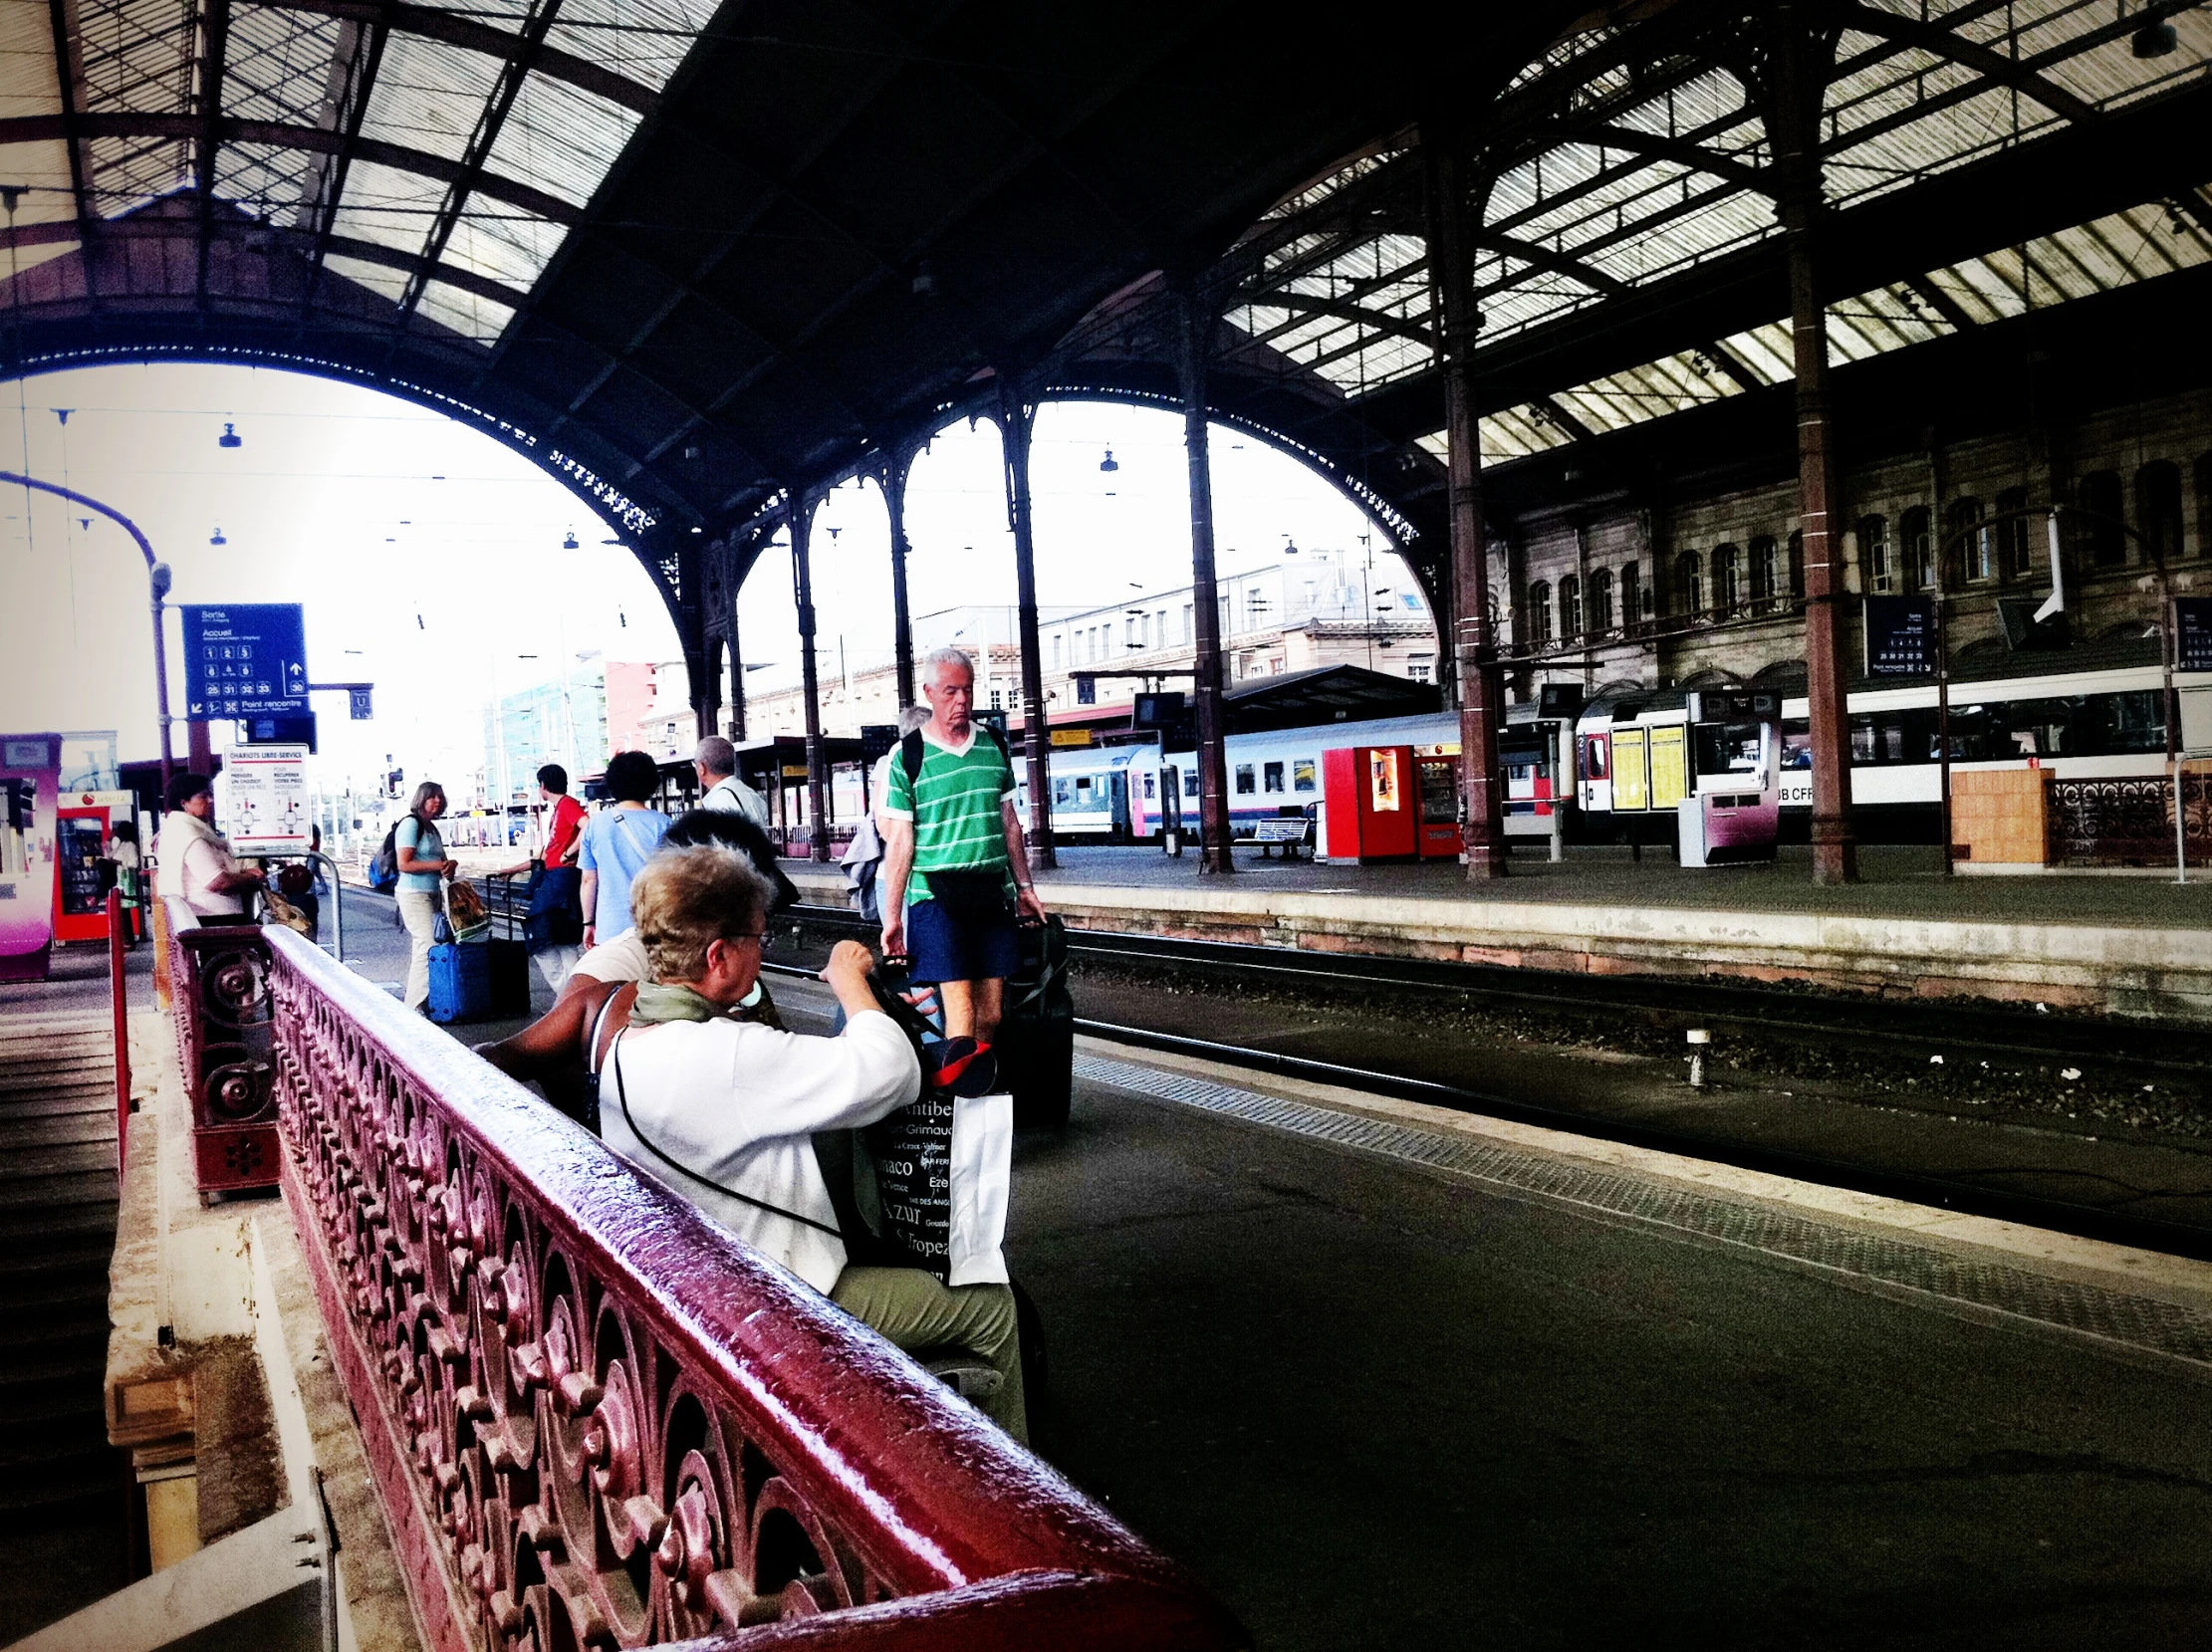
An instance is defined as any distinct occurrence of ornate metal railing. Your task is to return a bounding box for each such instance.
[164,899,281,1194]
[2049,773,2212,867]
[259,925,1239,1652]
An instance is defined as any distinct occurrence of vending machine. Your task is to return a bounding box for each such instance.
[1677,691,1782,867]
[52,801,114,944]
[1415,752,1463,858]
[0,734,62,983]
[1321,745,1418,861]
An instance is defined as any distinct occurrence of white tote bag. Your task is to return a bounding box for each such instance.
[946,1091,1012,1287]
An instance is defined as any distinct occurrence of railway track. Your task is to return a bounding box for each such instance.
[766,903,2212,1264]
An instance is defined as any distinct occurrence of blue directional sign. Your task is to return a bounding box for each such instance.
[180,603,310,719]
[1863,594,1937,678]
[2178,596,2212,675]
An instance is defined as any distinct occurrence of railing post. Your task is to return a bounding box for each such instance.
[109,887,128,1174]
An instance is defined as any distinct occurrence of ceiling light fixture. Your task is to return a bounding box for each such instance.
[562,530,580,550]
[218,422,241,449]
[1100,447,1118,473]
[209,526,226,545]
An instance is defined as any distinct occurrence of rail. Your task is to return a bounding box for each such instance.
[164,899,283,1194]
[258,922,1240,1651]
[109,887,130,1174]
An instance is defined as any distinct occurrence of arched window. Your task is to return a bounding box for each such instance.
[1948,497,1989,582]
[1588,569,1614,632]
[1996,488,2031,579]
[1619,563,1642,627]
[1559,574,1582,638]
[1900,507,1932,590]
[1712,544,1740,613]
[1859,515,1890,592]
[2079,471,2125,566]
[2195,454,2212,559]
[1787,531,1805,598]
[1528,581,1553,643]
[2139,461,2183,566]
[1676,551,1704,616]
[1748,536,1777,604]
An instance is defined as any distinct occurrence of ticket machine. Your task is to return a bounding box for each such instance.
[1677,691,1783,866]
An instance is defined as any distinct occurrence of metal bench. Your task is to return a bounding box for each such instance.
[1235,817,1315,858]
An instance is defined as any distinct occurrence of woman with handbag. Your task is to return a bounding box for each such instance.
[394,782,461,1012]
[499,764,588,993]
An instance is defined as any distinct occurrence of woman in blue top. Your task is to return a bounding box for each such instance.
[394,782,461,1012]
[580,750,671,948]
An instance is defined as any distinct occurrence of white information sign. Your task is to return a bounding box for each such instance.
[225,745,311,851]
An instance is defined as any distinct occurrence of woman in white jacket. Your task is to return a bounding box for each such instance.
[575,844,1026,1440]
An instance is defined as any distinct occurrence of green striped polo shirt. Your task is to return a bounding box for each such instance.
[884,726,1016,902]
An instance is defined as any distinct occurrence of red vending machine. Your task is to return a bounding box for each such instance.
[52,802,113,943]
[1415,752,1463,858]
[1321,745,1418,861]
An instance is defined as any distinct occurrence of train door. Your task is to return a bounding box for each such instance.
[1578,728,1613,815]
[1109,772,1131,840]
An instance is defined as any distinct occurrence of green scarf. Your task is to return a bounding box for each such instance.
[629,981,766,1025]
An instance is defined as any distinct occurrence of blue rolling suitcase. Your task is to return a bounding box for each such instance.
[426,940,492,1024]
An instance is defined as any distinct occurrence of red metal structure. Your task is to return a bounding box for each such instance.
[109,887,130,1174]
[260,924,1241,1651]
[163,902,281,1195]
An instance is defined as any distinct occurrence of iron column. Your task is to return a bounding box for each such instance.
[1175,287,1235,874]
[790,498,832,862]
[884,450,918,711]
[997,382,1056,870]
[1422,131,1507,878]
[1770,0,1857,883]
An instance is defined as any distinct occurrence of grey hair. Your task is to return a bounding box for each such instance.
[693,734,736,777]
[920,646,975,689]
[897,704,931,735]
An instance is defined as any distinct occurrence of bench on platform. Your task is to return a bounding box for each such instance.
[1235,817,1315,858]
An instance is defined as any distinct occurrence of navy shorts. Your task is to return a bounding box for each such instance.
[906,892,1018,985]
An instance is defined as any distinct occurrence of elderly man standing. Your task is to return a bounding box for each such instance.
[879,647,1048,1086]
[693,736,770,830]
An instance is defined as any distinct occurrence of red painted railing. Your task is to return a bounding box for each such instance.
[109,888,130,1174]
[163,900,282,1192]
[259,924,1241,1651]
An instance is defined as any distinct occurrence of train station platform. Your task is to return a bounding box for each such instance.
[789,844,2212,1024]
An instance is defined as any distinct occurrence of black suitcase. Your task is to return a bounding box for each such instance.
[488,938,533,1018]
[999,916,1074,1129]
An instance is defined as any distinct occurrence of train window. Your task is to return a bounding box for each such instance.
[1694,723,1762,777]
[1293,759,1317,793]
[1235,764,1255,795]
[2097,690,2166,754]
[1076,777,1094,796]
[1183,770,1199,799]
[1581,734,1608,781]
[1053,779,1072,805]
[1141,772,1156,800]
[1263,762,1285,793]
[1780,725,1813,770]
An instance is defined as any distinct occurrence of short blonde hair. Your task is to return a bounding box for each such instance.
[629,845,772,983]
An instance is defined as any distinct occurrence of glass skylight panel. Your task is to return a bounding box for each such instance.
[215,142,317,224]
[545,0,723,96]
[444,208,569,293]
[361,34,501,165]
[321,252,410,305]
[221,6,341,127]
[330,158,446,259]
[485,72,642,208]
[415,280,515,344]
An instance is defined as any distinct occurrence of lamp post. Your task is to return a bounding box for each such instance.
[0,469,175,789]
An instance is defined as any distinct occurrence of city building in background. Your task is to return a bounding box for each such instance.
[743,547,1435,738]
[480,661,609,807]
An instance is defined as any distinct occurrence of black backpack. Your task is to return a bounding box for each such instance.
[900,722,1009,785]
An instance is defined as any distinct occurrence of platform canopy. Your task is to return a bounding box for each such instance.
[0,0,2204,636]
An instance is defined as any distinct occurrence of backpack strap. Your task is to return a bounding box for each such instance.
[900,729,924,784]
